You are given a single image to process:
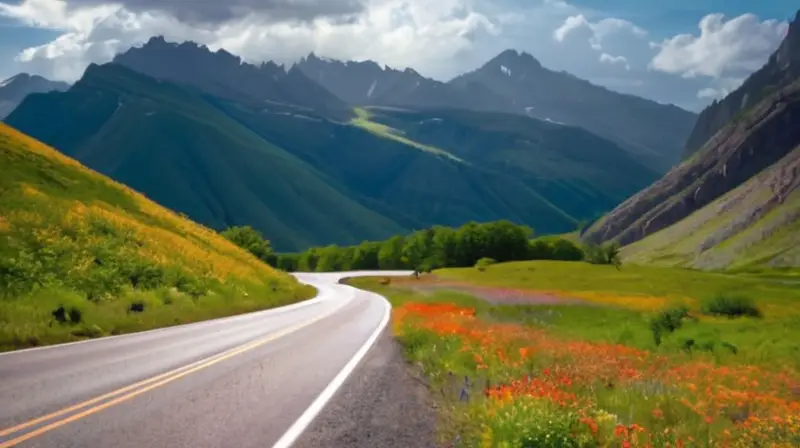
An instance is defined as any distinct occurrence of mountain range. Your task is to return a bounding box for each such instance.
[5,37,662,251]
[585,10,800,270]
[297,50,697,171]
[0,74,69,119]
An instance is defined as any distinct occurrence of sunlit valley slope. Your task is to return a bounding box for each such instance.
[0,123,313,349]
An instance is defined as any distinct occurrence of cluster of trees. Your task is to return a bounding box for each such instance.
[221,221,621,274]
[271,221,589,273]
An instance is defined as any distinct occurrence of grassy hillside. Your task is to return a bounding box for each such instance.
[0,123,314,350]
[621,147,800,270]
[5,63,405,251]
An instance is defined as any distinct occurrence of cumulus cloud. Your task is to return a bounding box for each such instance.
[0,0,499,81]
[64,0,367,24]
[650,13,788,79]
[599,52,628,69]
[553,14,646,51]
[551,12,645,76]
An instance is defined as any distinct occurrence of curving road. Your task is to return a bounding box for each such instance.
[0,271,411,448]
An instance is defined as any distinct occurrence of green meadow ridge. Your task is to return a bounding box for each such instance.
[0,123,313,350]
[6,46,657,251]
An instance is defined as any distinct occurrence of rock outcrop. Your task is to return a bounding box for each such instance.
[585,80,800,247]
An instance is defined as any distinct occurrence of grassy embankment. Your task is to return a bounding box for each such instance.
[0,124,314,351]
[350,261,800,447]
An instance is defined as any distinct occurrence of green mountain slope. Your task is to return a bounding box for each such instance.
[6,48,662,250]
[5,63,405,251]
[211,100,581,233]
[0,122,313,348]
[362,107,658,221]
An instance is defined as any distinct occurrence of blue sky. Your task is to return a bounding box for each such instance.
[567,0,796,27]
[0,0,797,111]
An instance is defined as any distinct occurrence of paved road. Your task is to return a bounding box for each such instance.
[0,271,410,448]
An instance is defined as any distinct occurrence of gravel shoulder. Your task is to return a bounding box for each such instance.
[294,328,438,448]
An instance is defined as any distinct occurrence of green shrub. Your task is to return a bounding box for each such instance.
[701,294,762,318]
[475,257,497,271]
[550,239,584,261]
[582,242,622,268]
[649,305,690,346]
[527,239,554,260]
[221,226,273,263]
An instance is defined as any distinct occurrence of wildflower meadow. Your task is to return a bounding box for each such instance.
[354,269,800,448]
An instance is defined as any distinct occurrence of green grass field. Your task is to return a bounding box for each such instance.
[0,123,314,351]
[436,261,800,313]
[435,261,800,367]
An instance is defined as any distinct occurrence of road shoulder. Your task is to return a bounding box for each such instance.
[293,329,437,448]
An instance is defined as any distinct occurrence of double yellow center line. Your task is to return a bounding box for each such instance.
[0,305,337,448]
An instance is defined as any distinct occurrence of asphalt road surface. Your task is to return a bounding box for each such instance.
[0,271,411,448]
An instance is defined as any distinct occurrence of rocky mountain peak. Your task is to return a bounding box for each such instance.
[775,9,800,69]
[683,8,800,158]
[489,49,543,71]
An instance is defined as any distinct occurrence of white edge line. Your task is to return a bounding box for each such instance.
[0,283,327,357]
[270,285,393,448]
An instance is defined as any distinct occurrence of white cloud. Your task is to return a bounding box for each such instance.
[695,76,744,99]
[553,13,646,50]
[599,52,628,69]
[697,88,720,99]
[0,0,501,82]
[650,13,788,79]
[552,14,586,42]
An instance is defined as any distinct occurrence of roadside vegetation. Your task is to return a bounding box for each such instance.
[272,220,620,273]
[349,261,800,447]
[0,124,314,351]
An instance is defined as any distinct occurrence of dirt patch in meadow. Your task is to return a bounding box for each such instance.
[391,275,589,306]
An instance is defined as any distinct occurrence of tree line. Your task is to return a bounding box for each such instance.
[221,220,620,273]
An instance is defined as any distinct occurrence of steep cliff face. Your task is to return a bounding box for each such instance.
[683,10,800,158]
[621,145,799,270]
[584,79,800,249]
